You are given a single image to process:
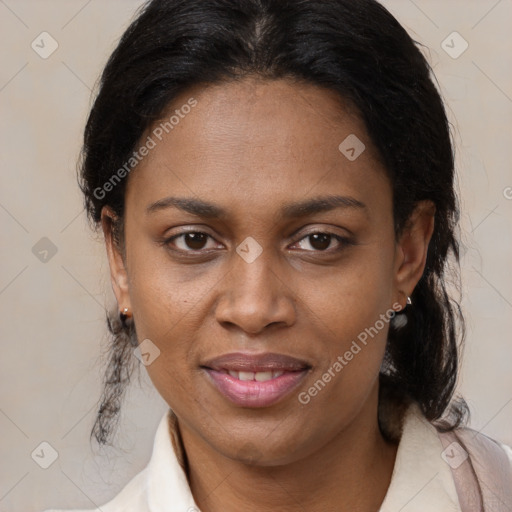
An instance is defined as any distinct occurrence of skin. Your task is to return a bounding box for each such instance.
[102,77,435,512]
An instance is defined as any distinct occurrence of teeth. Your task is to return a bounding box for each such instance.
[254,371,273,382]
[226,370,286,381]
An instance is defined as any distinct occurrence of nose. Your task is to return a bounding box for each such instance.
[215,247,296,334]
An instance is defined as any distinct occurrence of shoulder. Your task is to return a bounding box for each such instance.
[447,424,512,470]
[437,422,512,510]
[380,401,512,511]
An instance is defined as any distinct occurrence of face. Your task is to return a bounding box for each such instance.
[103,77,434,466]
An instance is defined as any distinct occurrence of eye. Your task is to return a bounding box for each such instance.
[165,231,219,252]
[292,232,350,252]
[163,229,352,255]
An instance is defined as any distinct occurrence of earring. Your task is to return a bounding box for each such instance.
[120,307,131,328]
[119,307,138,347]
[391,293,411,329]
[397,293,412,312]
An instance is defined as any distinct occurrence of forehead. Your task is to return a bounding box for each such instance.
[125,77,390,218]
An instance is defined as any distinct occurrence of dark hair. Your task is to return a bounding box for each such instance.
[81,0,469,446]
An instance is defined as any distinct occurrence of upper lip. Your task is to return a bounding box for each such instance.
[201,352,311,372]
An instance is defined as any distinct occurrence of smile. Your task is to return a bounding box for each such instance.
[203,368,309,407]
[201,352,311,408]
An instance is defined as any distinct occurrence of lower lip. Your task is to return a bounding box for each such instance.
[203,368,309,408]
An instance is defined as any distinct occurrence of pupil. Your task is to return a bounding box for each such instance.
[310,233,330,250]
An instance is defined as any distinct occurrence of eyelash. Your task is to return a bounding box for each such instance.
[163,229,353,255]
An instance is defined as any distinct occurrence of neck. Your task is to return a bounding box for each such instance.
[179,385,399,512]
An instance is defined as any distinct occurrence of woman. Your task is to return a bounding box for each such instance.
[44,0,512,510]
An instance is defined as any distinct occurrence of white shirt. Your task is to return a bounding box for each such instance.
[44,403,512,512]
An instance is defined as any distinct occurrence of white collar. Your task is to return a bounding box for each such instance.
[102,403,461,511]
[379,402,461,511]
[146,409,198,512]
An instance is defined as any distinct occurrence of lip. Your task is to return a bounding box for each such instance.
[201,352,311,408]
[202,352,310,372]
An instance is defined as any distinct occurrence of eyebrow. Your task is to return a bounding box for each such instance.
[146,194,367,219]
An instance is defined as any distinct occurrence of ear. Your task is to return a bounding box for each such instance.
[393,200,436,308]
[101,206,131,311]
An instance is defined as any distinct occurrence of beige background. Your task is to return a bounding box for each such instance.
[0,0,511,510]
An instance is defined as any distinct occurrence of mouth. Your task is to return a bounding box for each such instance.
[201,352,311,408]
[214,369,289,381]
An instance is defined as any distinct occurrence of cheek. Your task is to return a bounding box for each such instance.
[300,241,395,340]
[297,241,395,400]
[126,255,201,410]
[125,241,223,394]
[127,242,212,336]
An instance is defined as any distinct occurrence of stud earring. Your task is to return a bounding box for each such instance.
[398,293,412,312]
[119,307,138,347]
[120,307,132,329]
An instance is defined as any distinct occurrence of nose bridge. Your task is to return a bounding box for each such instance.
[232,239,280,302]
[216,239,295,332]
